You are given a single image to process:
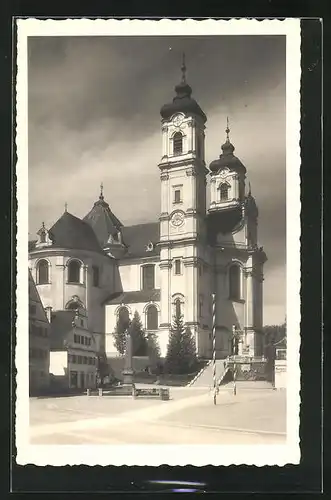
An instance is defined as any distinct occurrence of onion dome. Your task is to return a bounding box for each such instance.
[209,118,246,174]
[160,53,207,123]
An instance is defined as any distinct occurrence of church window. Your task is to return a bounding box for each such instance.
[68,260,81,284]
[175,298,182,318]
[229,264,241,300]
[37,259,49,284]
[92,266,99,287]
[174,259,182,275]
[173,184,183,204]
[174,189,181,203]
[40,231,46,243]
[67,301,80,311]
[142,264,155,290]
[219,183,230,201]
[146,305,158,330]
[173,132,183,155]
[118,306,130,329]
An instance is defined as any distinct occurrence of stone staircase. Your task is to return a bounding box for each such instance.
[187,359,227,388]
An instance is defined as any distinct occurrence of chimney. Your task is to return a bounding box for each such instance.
[45,306,52,323]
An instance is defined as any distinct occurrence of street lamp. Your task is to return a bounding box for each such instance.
[212,293,217,405]
[122,328,134,387]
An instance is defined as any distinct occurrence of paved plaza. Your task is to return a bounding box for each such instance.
[29,383,286,445]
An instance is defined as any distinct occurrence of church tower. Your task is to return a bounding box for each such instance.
[207,122,267,357]
[158,55,209,356]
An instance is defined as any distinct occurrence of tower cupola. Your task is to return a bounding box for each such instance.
[208,119,247,213]
[160,54,207,123]
[209,119,246,175]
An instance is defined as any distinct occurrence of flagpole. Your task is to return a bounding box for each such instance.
[212,292,217,405]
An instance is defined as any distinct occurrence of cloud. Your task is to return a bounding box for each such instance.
[27,35,286,324]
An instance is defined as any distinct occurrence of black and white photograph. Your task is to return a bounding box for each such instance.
[16,19,301,466]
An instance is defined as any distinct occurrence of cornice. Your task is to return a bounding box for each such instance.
[158,158,208,175]
[158,236,201,248]
[183,257,199,268]
[159,260,172,269]
[159,212,170,222]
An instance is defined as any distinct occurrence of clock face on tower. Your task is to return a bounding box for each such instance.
[219,167,230,177]
[173,114,184,127]
[170,211,185,227]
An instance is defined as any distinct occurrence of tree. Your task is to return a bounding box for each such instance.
[263,321,286,347]
[113,308,130,355]
[181,326,198,372]
[128,310,148,356]
[263,321,286,383]
[165,313,198,374]
[165,313,184,374]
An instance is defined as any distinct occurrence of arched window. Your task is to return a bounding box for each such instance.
[220,183,229,201]
[117,306,130,332]
[66,301,80,311]
[68,260,81,284]
[229,265,241,300]
[175,298,182,318]
[173,132,183,155]
[146,305,158,330]
[37,259,49,284]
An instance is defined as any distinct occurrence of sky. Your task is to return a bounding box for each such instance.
[28,35,286,325]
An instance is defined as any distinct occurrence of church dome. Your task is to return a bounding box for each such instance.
[48,211,104,254]
[209,121,246,174]
[160,55,207,123]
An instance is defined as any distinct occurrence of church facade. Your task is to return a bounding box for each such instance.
[29,61,267,364]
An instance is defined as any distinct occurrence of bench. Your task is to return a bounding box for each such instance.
[133,387,170,400]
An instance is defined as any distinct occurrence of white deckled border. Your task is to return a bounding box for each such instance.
[16,18,301,467]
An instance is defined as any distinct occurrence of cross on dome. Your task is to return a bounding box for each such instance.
[226,116,230,142]
[181,52,186,83]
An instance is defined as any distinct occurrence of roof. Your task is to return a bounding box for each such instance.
[207,206,243,244]
[48,211,104,254]
[160,81,207,123]
[29,240,37,252]
[103,289,161,305]
[28,269,49,324]
[50,310,75,350]
[121,222,160,260]
[209,141,246,174]
[83,195,123,248]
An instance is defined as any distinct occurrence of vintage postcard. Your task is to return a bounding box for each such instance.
[16,18,301,466]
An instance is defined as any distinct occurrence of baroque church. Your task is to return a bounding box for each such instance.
[29,59,267,370]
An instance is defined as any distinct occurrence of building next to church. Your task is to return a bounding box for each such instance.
[29,269,50,394]
[29,59,267,367]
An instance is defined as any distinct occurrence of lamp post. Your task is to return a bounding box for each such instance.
[122,328,134,387]
[212,293,217,405]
